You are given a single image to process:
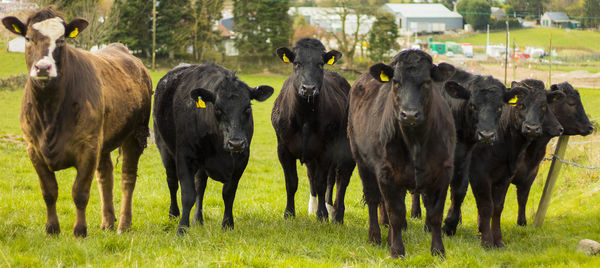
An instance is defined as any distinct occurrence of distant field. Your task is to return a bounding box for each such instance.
[436,28,600,51]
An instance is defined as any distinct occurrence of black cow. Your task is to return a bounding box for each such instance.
[272,38,355,223]
[153,63,273,233]
[469,80,565,248]
[405,70,514,237]
[348,50,465,257]
[511,80,593,226]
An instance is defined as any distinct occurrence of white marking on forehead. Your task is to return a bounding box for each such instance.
[32,17,65,39]
[30,17,64,78]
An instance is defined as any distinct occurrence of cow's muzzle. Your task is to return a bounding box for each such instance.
[477,130,497,144]
[226,138,248,153]
[522,123,543,137]
[399,109,421,126]
[299,84,318,98]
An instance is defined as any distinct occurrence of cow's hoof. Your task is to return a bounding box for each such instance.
[221,219,234,230]
[390,246,406,259]
[45,223,60,235]
[169,206,180,219]
[424,223,432,233]
[73,225,87,238]
[431,247,446,257]
[517,219,527,226]
[494,240,505,248]
[442,224,457,236]
[411,211,421,219]
[176,226,188,236]
[369,232,381,245]
[481,239,494,249]
[283,210,295,219]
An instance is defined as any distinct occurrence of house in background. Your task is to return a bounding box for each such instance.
[381,3,463,34]
[540,12,581,29]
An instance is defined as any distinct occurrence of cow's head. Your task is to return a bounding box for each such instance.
[444,76,517,144]
[190,75,273,153]
[276,38,341,100]
[510,80,565,138]
[369,50,456,127]
[549,82,593,136]
[2,7,88,83]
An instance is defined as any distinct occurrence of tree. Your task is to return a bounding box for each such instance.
[367,12,398,63]
[156,0,191,59]
[321,0,385,66]
[190,0,224,62]
[584,0,600,28]
[457,0,491,30]
[507,0,548,18]
[111,0,153,57]
[233,0,291,60]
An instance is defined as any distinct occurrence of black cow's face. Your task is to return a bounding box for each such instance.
[510,81,565,138]
[2,13,88,83]
[549,82,593,136]
[190,82,273,153]
[276,43,341,100]
[445,77,510,144]
[370,50,455,127]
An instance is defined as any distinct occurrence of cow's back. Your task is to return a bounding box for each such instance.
[90,43,152,151]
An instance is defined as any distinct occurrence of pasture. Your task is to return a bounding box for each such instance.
[0,67,599,265]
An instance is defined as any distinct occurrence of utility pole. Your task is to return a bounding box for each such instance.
[152,0,157,71]
[504,20,509,85]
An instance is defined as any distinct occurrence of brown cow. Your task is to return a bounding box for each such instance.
[2,7,152,237]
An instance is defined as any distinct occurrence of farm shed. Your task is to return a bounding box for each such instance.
[541,12,581,29]
[381,3,463,34]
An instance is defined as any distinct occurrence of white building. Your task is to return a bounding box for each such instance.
[381,4,463,34]
[288,7,375,36]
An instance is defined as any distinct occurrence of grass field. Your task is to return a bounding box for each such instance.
[1,69,600,266]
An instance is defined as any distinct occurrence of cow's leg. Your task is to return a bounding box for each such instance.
[470,176,493,248]
[516,175,535,226]
[325,165,335,218]
[378,202,389,226]
[72,149,99,237]
[332,162,354,224]
[221,172,241,230]
[28,147,60,235]
[309,161,329,222]
[411,193,422,219]
[423,184,449,257]
[193,170,208,225]
[157,140,179,218]
[306,165,317,215]
[380,179,407,259]
[278,144,298,219]
[117,135,144,233]
[96,153,116,230]
[176,153,197,234]
[443,161,470,236]
[356,163,381,244]
[491,182,510,248]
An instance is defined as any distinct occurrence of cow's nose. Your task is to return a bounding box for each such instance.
[477,130,497,143]
[300,84,316,96]
[524,124,541,135]
[35,62,52,74]
[400,109,420,124]
[227,139,246,152]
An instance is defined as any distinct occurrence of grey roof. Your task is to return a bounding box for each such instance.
[544,12,570,21]
[383,4,462,19]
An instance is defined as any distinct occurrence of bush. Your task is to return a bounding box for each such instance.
[490,18,522,30]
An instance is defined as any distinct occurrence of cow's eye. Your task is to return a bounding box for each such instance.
[56,39,65,46]
[244,107,251,115]
[497,107,502,113]
[517,103,525,110]
[469,104,476,111]
[215,108,223,118]
[25,37,30,42]
[541,106,547,112]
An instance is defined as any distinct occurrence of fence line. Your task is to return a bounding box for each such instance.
[543,154,600,170]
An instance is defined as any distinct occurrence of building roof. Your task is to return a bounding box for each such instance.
[383,4,462,19]
[544,12,570,21]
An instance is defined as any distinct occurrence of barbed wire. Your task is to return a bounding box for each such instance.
[543,154,600,170]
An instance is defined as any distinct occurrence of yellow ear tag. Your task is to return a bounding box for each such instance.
[69,27,79,38]
[380,71,390,82]
[508,95,518,106]
[327,56,335,65]
[12,24,21,34]
[196,97,206,108]
[282,53,290,63]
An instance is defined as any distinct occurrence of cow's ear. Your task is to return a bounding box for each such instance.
[190,88,215,109]
[504,87,525,106]
[323,50,342,65]
[510,81,522,88]
[369,63,394,83]
[444,81,470,100]
[65,18,88,38]
[431,62,455,82]
[250,85,274,102]
[2,16,26,36]
[547,90,565,104]
[550,84,559,91]
[276,47,294,64]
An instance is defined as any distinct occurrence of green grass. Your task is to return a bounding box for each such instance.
[436,28,600,51]
[1,71,600,266]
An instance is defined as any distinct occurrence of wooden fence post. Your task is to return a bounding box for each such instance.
[533,135,570,227]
